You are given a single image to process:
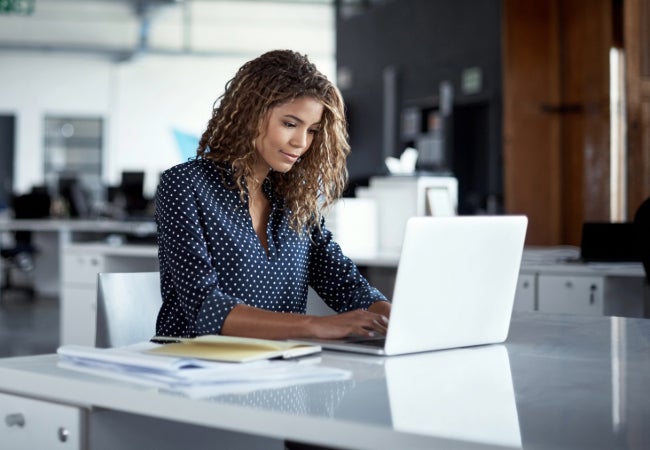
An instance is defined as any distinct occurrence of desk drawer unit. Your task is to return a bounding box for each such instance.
[0,392,86,450]
[513,273,536,312]
[537,275,604,315]
[61,252,107,346]
[63,252,106,286]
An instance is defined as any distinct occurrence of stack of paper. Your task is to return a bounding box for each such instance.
[57,342,350,398]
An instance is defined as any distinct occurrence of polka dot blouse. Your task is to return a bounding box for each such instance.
[155,158,387,338]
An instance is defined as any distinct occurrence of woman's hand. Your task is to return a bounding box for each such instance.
[222,302,390,340]
[306,309,389,339]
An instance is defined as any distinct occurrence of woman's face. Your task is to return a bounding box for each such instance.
[254,96,323,178]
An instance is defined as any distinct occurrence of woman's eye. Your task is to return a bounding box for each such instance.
[308,129,320,135]
[283,121,296,128]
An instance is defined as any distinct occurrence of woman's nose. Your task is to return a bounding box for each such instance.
[290,131,309,148]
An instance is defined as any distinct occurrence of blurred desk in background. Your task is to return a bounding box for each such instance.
[0,219,156,298]
[3,218,648,346]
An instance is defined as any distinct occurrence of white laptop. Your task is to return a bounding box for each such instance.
[294,215,528,356]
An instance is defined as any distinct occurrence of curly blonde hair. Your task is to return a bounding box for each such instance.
[197,50,350,233]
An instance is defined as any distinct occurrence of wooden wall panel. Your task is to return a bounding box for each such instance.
[502,1,561,245]
[503,0,613,245]
[626,0,650,216]
[559,0,612,244]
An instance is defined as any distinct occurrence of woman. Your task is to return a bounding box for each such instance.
[155,50,391,340]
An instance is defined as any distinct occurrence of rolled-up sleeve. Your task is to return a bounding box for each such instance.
[155,167,244,337]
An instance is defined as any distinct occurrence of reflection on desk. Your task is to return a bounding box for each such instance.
[386,346,520,448]
[209,346,521,447]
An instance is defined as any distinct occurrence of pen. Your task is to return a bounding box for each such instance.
[150,336,183,344]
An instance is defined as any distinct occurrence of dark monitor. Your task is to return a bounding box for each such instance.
[121,171,145,197]
[120,171,148,214]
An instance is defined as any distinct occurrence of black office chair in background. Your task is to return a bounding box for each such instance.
[634,196,650,284]
[0,188,51,300]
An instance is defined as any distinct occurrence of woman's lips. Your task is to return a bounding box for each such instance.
[280,151,299,162]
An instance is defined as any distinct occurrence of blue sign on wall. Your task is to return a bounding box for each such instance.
[172,128,199,162]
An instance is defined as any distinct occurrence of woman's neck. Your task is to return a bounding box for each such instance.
[250,156,271,189]
[246,174,264,198]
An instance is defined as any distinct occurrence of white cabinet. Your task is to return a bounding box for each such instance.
[537,275,604,315]
[518,250,647,318]
[61,286,101,346]
[61,251,106,346]
[513,273,536,312]
[0,392,85,450]
[63,252,105,286]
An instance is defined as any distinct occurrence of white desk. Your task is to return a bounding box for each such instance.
[517,247,648,317]
[0,219,156,297]
[1,312,649,449]
[0,218,157,235]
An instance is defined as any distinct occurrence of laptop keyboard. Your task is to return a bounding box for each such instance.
[344,337,386,348]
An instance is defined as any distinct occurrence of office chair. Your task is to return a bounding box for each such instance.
[95,272,162,348]
[0,189,51,300]
[634,197,650,283]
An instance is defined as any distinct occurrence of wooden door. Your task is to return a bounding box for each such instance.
[503,0,613,245]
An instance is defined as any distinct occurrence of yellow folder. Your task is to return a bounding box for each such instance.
[148,335,321,363]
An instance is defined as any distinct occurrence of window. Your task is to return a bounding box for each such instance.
[43,116,103,215]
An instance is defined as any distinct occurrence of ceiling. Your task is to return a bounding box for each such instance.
[0,0,347,61]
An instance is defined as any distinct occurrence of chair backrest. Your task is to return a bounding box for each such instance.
[95,272,162,348]
[634,197,650,283]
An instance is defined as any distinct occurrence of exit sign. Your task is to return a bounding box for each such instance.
[0,0,35,15]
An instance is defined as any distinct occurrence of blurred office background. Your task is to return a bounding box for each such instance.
[0,0,337,355]
[1,0,649,245]
[0,0,336,220]
[0,0,649,357]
